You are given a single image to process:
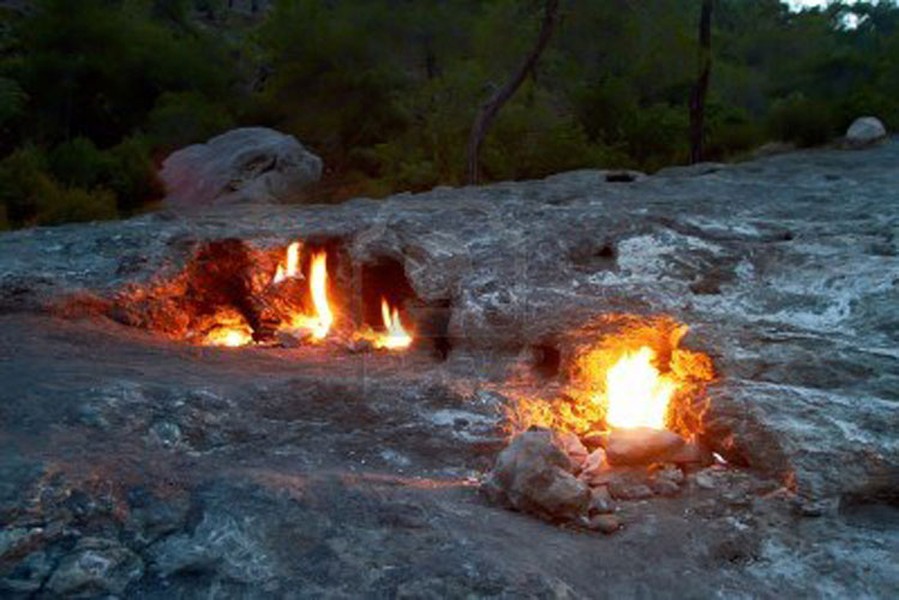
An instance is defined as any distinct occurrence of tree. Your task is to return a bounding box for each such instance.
[466,0,561,184]
[689,0,713,164]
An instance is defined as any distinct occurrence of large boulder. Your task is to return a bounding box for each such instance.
[845,116,887,148]
[482,429,590,522]
[160,127,322,211]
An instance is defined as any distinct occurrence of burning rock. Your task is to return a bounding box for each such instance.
[482,429,590,522]
[605,427,685,466]
[555,431,589,470]
[577,448,608,486]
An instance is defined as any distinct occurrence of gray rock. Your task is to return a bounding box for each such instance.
[160,127,322,210]
[588,485,616,515]
[606,428,686,466]
[556,431,588,470]
[483,430,590,521]
[2,141,899,596]
[608,480,654,501]
[587,514,622,534]
[577,448,608,486]
[46,538,144,597]
[845,116,887,148]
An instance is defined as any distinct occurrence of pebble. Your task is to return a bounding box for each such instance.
[588,486,616,515]
[605,428,685,466]
[694,471,716,490]
[587,514,621,534]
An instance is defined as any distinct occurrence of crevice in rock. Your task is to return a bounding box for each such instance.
[532,342,561,379]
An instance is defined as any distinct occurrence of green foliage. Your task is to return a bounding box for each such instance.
[0,146,117,227]
[48,137,110,189]
[147,92,235,151]
[0,76,25,127]
[767,93,838,147]
[105,136,166,214]
[1,0,899,227]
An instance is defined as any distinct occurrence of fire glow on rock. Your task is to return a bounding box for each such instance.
[201,241,412,351]
[507,316,715,436]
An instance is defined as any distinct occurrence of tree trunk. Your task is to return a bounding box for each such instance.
[466,0,561,185]
[689,0,713,165]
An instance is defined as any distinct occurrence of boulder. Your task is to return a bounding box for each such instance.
[605,428,686,466]
[46,538,144,597]
[160,127,322,211]
[845,117,887,148]
[483,430,590,522]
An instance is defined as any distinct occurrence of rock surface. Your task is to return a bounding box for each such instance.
[160,127,323,210]
[605,428,686,466]
[1,142,899,596]
[845,116,887,148]
[483,430,590,521]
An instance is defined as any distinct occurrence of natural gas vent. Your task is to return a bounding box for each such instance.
[357,257,451,358]
[532,342,561,379]
[109,238,420,354]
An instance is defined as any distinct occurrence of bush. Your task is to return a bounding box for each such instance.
[105,136,165,213]
[0,146,118,227]
[147,91,234,152]
[0,76,26,127]
[0,145,52,225]
[622,103,689,171]
[767,93,839,147]
[48,137,111,189]
[705,104,764,160]
[34,186,118,226]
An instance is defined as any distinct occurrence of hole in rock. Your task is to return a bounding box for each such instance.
[505,314,719,458]
[605,171,637,183]
[532,343,561,379]
[108,237,423,355]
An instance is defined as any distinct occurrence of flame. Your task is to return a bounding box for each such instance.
[202,310,253,347]
[503,316,715,436]
[375,298,413,350]
[604,347,676,430]
[352,298,413,351]
[287,250,334,340]
[273,241,302,284]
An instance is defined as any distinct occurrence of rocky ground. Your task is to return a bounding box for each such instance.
[1,141,898,597]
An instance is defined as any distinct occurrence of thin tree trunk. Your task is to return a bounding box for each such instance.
[467,0,561,185]
[689,0,713,165]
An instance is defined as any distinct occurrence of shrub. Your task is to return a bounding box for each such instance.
[48,137,111,189]
[0,76,26,127]
[105,136,165,213]
[0,145,52,225]
[147,91,234,152]
[767,93,838,147]
[34,186,118,226]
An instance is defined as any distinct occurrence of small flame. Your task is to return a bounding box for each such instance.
[353,298,413,351]
[288,250,334,340]
[202,311,254,347]
[273,241,302,284]
[375,298,412,350]
[604,346,676,430]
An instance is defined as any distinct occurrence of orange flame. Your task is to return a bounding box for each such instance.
[202,310,253,347]
[353,298,413,351]
[604,346,676,429]
[375,298,413,350]
[273,241,302,284]
[287,250,334,340]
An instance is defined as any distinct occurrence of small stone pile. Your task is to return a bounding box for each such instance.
[482,426,713,534]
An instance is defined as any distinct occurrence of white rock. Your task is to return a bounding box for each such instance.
[845,116,887,148]
[160,127,322,211]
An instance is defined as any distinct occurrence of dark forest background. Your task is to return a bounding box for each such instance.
[1,0,897,228]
